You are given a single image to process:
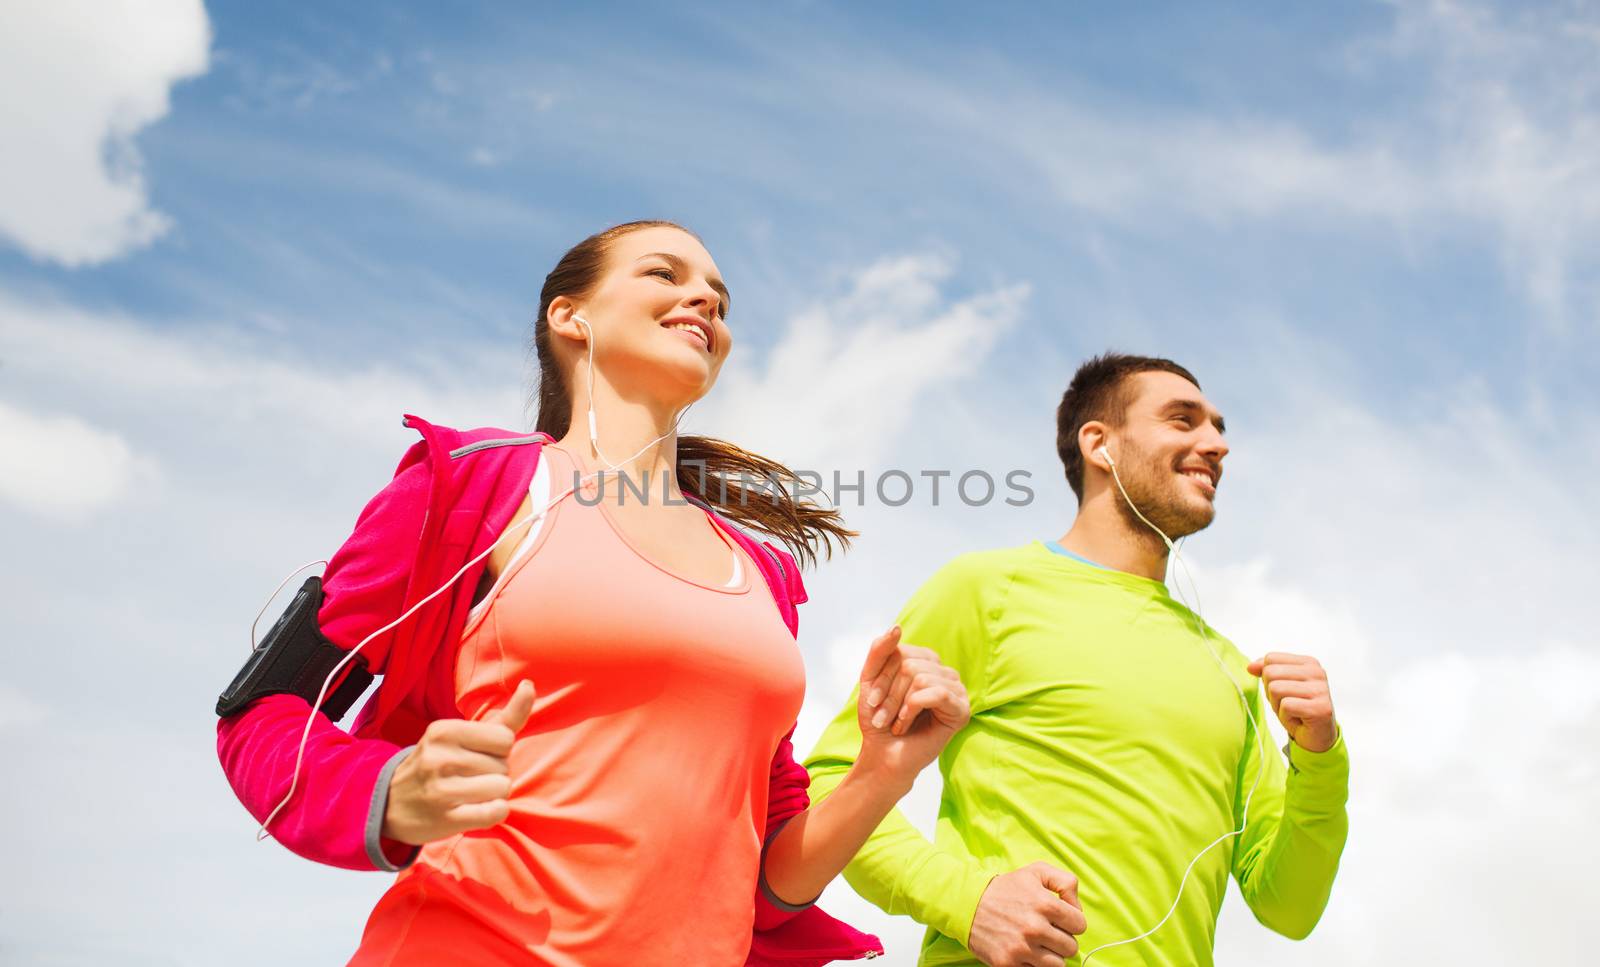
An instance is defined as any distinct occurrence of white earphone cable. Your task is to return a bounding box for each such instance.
[1078,450,1268,964]
[575,314,693,473]
[254,312,697,841]
[249,558,329,652]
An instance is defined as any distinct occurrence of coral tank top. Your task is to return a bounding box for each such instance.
[350,445,807,966]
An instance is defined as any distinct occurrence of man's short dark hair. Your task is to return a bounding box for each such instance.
[1055,352,1202,500]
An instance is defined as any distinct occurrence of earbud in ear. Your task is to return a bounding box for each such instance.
[1098,445,1115,467]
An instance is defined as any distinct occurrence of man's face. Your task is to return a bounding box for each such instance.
[1104,371,1229,540]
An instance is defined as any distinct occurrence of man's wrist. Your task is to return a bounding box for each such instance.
[1285,726,1347,776]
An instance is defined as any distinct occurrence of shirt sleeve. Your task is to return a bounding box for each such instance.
[754,726,818,929]
[802,556,997,947]
[216,694,416,871]
[1229,681,1350,939]
[215,447,434,871]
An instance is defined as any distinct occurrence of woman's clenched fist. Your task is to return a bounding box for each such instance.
[381,679,536,845]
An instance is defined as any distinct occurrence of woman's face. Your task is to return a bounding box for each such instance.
[556,226,734,407]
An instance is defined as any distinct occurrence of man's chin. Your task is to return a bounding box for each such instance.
[1167,499,1216,539]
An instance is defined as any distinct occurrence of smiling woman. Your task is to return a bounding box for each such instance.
[216,221,974,966]
[529,221,848,563]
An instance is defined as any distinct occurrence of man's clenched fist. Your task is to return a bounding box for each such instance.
[968,861,1088,967]
[1247,652,1338,753]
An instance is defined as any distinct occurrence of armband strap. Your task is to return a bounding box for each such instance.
[215,576,373,721]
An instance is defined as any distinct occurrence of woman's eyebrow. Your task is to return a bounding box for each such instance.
[639,252,731,309]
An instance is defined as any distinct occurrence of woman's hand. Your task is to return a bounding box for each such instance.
[761,628,970,905]
[854,626,970,790]
[381,679,535,846]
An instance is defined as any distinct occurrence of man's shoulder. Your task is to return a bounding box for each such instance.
[926,543,1040,586]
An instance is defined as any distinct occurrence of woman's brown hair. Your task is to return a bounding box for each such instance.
[532,220,854,568]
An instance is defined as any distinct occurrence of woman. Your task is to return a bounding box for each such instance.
[217,221,970,965]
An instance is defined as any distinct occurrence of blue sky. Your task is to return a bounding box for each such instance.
[1,1,1596,964]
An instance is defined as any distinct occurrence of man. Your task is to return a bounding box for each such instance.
[806,353,1349,966]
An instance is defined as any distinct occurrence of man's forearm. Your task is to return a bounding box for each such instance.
[1237,733,1351,939]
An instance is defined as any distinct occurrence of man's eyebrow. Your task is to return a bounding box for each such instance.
[1164,397,1226,433]
[640,252,730,309]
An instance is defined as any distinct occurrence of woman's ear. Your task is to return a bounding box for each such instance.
[546,296,588,346]
[1079,421,1111,472]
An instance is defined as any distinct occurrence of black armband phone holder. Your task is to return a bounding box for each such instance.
[216,576,373,722]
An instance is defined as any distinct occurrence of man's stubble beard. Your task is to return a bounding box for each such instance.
[1111,441,1216,543]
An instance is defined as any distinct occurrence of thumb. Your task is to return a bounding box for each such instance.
[1246,657,1265,677]
[858,625,902,688]
[492,679,537,733]
[1032,863,1080,904]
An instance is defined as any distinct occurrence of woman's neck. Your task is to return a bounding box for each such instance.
[555,418,684,508]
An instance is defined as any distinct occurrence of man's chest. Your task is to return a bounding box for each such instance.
[979,613,1254,775]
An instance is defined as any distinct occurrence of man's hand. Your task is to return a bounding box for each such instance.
[382,679,535,845]
[1247,652,1338,753]
[855,626,970,789]
[968,862,1088,967]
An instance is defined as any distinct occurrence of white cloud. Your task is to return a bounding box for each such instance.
[1201,558,1598,965]
[0,0,210,266]
[0,400,149,518]
[693,252,1030,472]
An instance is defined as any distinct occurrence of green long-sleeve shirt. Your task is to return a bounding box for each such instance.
[805,543,1349,966]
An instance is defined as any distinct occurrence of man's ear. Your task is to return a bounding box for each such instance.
[1079,421,1111,472]
[546,296,587,346]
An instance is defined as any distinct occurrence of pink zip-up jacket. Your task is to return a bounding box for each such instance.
[216,415,883,965]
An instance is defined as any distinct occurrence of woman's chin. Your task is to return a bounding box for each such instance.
[646,363,717,410]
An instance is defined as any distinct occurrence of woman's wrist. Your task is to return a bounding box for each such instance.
[842,752,916,806]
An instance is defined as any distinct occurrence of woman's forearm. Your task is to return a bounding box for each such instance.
[762,760,914,906]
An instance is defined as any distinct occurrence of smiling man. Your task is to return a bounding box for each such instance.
[806,353,1350,966]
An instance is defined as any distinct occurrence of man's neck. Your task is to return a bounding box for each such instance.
[1056,497,1170,582]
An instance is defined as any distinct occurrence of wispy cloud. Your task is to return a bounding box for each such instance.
[0,291,526,456]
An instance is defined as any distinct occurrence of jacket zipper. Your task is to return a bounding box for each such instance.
[448,434,548,459]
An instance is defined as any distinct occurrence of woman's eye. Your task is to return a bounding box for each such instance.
[647,267,674,280]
